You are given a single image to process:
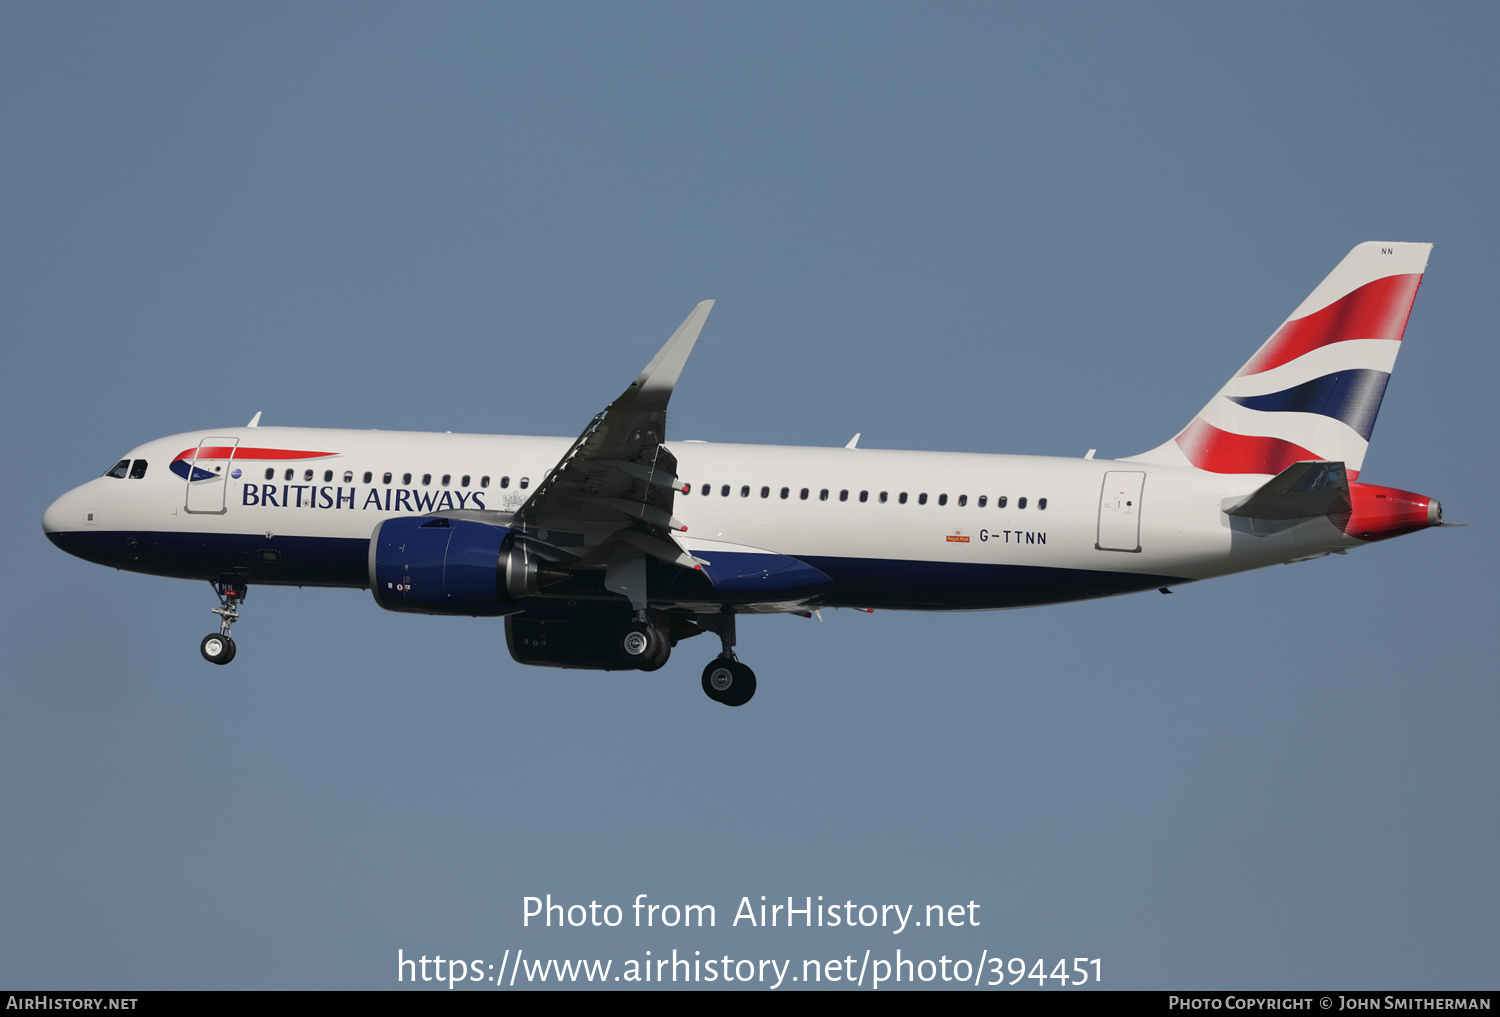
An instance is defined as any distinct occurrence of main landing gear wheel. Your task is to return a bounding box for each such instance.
[638,639,671,672]
[200,633,236,665]
[702,658,756,707]
[621,623,670,672]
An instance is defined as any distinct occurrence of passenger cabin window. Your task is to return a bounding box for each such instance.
[519,477,530,489]
[324,470,333,482]
[1018,497,1028,509]
[978,495,987,508]
[780,487,789,499]
[880,491,888,503]
[996,495,1008,508]
[918,493,928,505]
[129,460,148,479]
[383,472,393,485]
[839,489,848,502]
[344,471,354,483]
[422,474,432,486]
[899,492,908,504]
[741,485,750,497]
[461,475,470,487]
[441,474,451,487]
[105,459,130,479]
[938,494,947,506]
[1038,498,1048,510]
[285,469,294,481]
[363,472,372,483]
[957,494,967,507]
[402,473,412,485]
[480,475,490,488]
[761,486,770,498]
[720,485,730,496]
[304,469,314,481]
[265,468,275,480]
[700,484,709,495]
[819,489,829,501]
[500,477,509,488]
[859,490,868,503]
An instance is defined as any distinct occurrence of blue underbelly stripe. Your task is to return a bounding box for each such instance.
[47,530,1188,608]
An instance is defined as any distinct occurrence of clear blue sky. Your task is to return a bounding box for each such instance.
[3,2,1495,989]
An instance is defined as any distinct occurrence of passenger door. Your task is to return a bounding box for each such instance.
[183,437,240,514]
[1096,471,1145,552]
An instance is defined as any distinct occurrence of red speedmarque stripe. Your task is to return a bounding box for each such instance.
[172,447,339,462]
[1174,418,1321,475]
[1236,273,1422,377]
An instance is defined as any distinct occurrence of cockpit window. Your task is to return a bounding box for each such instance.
[105,459,130,479]
[129,460,148,479]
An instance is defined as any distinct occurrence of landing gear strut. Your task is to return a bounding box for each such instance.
[700,610,756,706]
[201,581,245,665]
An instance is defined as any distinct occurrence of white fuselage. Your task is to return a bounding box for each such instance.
[43,424,1363,611]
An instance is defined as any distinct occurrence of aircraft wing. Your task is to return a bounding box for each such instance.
[507,301,715,608]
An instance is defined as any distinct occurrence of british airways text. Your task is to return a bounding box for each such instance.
[241,485,487,512]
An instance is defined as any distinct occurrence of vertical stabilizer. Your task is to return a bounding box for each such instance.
[1127,242,1431,477]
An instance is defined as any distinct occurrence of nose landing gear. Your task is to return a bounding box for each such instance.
[201,581,245,665]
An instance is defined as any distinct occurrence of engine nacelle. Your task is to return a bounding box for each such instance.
[369,516,517,616]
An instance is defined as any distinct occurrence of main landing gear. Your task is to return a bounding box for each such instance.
[699,610,756,707]
[702,658,756,707]
[200,581,245,665]
[619,617,671,672]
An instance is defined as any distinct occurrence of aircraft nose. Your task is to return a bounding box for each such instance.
[43,484,89,546]
[43,491,70,535]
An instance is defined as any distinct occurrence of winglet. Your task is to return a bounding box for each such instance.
[614,300,714,410]
[247,411,262,428]
[845,433,861,449]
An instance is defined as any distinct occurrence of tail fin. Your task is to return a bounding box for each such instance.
[1128,242,1432,477]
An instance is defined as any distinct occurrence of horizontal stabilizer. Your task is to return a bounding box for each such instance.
[1225,461,1350,521]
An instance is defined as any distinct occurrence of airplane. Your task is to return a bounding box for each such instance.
[43,242,1450,706]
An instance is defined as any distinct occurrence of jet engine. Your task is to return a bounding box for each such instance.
[369,516,519,616]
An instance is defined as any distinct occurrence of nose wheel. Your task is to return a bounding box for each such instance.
[200,632,236,665]
[201,581,245,665]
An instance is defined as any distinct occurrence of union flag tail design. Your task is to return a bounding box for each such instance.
[1129,242,1432,477]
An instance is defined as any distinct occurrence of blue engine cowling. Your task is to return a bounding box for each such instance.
[369,516,516,616]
